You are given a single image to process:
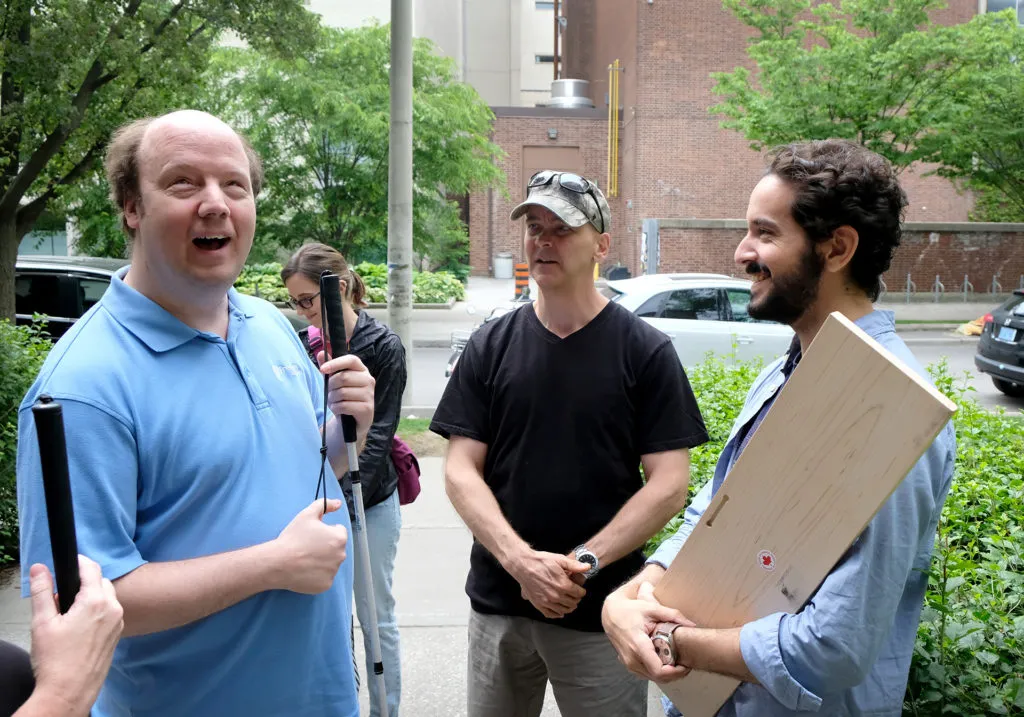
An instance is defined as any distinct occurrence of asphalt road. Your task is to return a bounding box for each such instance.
[903,332,1023,413]
[403,336,1023,415]
[405,347,452,409]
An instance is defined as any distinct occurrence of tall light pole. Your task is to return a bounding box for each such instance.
[388,0,414,404]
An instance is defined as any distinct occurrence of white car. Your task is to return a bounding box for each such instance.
[603,273,794,368]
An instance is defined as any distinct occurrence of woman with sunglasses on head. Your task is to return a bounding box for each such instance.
[282,243,406,717]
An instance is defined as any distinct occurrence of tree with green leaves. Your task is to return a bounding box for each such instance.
[710,0,1024,216]
[207,24,505,270]
[0,0,319,320]
[916,17,1024,221]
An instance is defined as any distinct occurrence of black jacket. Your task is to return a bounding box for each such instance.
[299,311,407,514]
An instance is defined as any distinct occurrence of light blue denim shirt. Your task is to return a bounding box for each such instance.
[648,310,957,717]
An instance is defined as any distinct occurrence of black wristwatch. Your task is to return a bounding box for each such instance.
[573,544,600,579]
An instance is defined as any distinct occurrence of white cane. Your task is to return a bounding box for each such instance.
[318,271,388,711]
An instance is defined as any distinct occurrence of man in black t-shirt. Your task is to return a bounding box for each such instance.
[430,170,709,717]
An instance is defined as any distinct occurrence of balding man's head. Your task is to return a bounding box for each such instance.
[104,111,264,239]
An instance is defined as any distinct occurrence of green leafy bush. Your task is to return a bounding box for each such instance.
[233,262,290,303]
[352,262,466,304]
[237,260,467,305]
[364,286,387,304]
[412,271,466,303]
[905,363,1024,715]
[354,261,388,290]
[0,321,53,566]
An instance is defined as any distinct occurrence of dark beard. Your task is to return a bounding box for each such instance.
[747,244,825,324]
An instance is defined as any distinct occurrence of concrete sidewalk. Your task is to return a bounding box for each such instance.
[365,276,537,348]
[0,458,665,716]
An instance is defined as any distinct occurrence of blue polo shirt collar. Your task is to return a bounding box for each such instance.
[103,266,255,352]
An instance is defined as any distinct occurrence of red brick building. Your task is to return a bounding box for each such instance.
[468,0,1024,293]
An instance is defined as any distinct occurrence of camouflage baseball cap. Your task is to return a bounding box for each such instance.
[509,171,611,234]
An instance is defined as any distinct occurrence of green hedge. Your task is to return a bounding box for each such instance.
[234,261,466,306]
[0,321,53,566]
[647,352,1024,714]
[233,262,290,304]
[907,363,1024,715]
[351,262,467,304]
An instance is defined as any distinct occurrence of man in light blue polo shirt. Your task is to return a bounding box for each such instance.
[16,110,376,716]
[602,140,956,716]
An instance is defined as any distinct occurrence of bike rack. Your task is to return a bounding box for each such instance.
[904,273,916,304]
[961,274,974,303]
[932,275,945,303]
[990,276,1003,294]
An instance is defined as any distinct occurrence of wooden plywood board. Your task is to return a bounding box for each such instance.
[655,312,956,716]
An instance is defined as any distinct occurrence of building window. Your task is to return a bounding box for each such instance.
[535,54,555,64]
[986,0,1024,24]
[535,1,554,9]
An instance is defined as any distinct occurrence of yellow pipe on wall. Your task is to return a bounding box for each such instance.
[603,59,620,197]
[612,59,619,196]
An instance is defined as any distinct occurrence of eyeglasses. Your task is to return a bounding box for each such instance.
[287,292,320,310]
[527,170,605,232]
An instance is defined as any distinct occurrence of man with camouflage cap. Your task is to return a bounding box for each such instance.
[430,171,709,716]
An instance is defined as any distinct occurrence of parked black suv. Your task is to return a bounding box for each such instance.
[16,254,309,339]
[975,289,1024,398]
[15,255,130,339]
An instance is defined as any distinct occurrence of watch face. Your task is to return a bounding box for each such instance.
[578,552,597,568]
[653,636,674,666]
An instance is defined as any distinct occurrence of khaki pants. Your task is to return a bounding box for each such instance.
[468,609,648,717]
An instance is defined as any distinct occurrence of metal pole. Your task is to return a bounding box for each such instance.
[553,0,560,81]
[389,0,414,406]
[962,274,973,303]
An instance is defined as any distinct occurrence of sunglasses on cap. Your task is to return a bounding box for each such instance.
[527,170,605,233]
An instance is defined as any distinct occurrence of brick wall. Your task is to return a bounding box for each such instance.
[627,0,977,232]
[468,110,626,275]
[655,223,1024,297]
[888,229,1024,294]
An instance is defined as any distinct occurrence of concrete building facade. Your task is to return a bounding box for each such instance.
[309,0,554,106]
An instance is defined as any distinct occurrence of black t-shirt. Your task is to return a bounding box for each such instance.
[430,300,709,632]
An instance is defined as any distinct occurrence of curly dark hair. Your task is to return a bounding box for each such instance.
[767,139,908,301]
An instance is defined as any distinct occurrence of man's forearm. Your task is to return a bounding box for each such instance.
[585,479,689,568]
[674,626,757,684]
[113,541,284,637]
[630,562,668,591]
[445,465,528,570]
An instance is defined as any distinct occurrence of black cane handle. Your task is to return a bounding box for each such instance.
[31,396,80,614]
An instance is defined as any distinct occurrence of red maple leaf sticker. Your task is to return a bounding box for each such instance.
[757,550,776,571]
[762,555,773,566]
